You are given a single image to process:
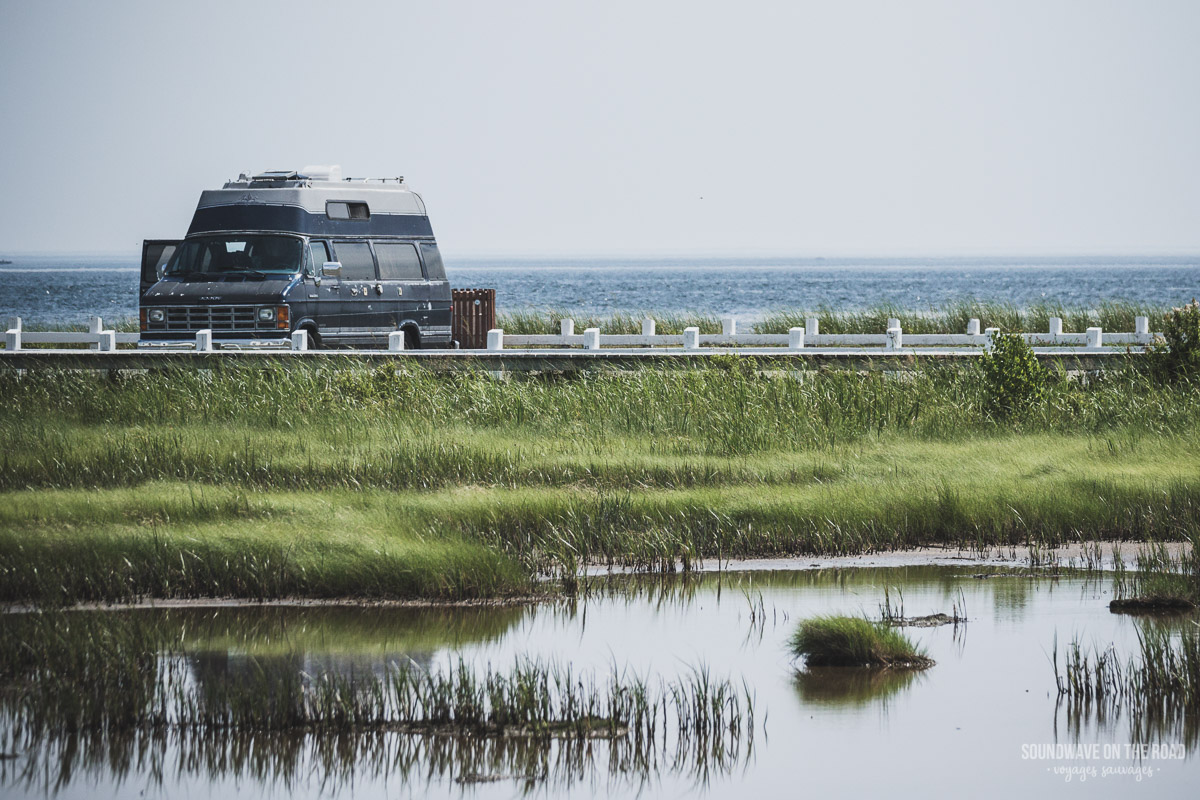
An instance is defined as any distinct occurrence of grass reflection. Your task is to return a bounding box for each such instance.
[0,609,756,795]
[793,667,923,707]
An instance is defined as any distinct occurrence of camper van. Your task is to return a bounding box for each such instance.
[139,166,453,349]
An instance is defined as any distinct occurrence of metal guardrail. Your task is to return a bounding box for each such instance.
[4,311,1156,352]
[485,315,1156,353]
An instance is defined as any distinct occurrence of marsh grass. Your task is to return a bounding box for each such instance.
[0,493,533,604]
[788,615,933,669]
[2,354,1199,603]
[1054,625,1200,745]
[1110,537,1200,611]
[878,586,967,628]
[4,359,1198,464]
[4,452,1200,603]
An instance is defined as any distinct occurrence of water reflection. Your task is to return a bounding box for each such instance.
[3,566,1198,798]
[0,603,755,797]
[1054,613,1200,750]
[2,722,754,797]
[793,667,923,708]
[1057,696,1200,753]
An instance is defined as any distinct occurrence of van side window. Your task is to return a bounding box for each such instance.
[332,241,376,280]
[374,243,423,281]
[419,243,447,282]
[307,240,330,276]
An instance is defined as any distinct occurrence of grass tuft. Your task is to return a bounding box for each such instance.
[1110,535,1200,611]
[788,615,933,669]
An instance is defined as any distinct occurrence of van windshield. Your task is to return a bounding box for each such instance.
[165,235,303,279]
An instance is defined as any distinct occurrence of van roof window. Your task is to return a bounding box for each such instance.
[327,201,370,220]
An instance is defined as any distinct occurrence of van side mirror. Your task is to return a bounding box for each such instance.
[321,261,342,277]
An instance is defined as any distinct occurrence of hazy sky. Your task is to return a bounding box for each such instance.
[1,0,1198,257]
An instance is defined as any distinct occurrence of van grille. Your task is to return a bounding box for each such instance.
[151,305,262,332]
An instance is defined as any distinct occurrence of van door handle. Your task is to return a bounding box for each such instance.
[375,283,383,295]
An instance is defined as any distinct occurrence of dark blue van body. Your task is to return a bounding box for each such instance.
[139,167,453,349]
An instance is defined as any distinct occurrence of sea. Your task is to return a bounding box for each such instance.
[1,254,1197,327]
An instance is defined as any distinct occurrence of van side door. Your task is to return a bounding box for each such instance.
[373,242,424,339]
[330,240,388,346]
[419,243,453,345]
[141,240,180,295]
[307,239,340,339]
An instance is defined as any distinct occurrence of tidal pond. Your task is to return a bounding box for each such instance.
[2,565,1196,798]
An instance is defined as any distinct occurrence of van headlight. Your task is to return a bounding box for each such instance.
[258,307,276,322]
[148,308,165,323]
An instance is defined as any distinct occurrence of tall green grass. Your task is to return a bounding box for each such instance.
[756,300,1170,335]
[4,452,1200,604]
[495,301,1171,336]
[499,310,723,335]
[1110,537,1200,609]
[3,359,1197,458]
[2,355,1199,603]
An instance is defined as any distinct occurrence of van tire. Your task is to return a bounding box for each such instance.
[305,327,323,349]
[404,328,420,351]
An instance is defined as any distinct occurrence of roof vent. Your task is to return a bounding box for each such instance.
[251,170,301,182]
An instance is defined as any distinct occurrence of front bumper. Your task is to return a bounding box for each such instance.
[137,337,292,350]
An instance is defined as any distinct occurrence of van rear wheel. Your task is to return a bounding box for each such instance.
[404,329,420,351]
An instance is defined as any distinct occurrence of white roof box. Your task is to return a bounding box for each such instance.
[299,164,342,182]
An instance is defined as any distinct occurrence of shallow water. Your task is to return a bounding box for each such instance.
[2,566,1197,798]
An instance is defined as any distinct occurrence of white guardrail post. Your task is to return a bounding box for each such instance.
[984,327,1000,353]
[195,329,213,352]
[292,330,309,351]
[642,318,656,336]
[1135,316,1149,336]
[583,328,601,350]
[967,318,981,335]
[560,319,574,337]
[97,330,116,351]
[388,331,405,351]
[487,329,504,351]
[89,316,103,349]
[722,317,736,336]
[1086,327,1103,349]
[683,327,700,350]
[6,316,22,351]
[1049,317,1063,337]
[886,321,903,351]
[806,316,819,338]
[789,326,805,350]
